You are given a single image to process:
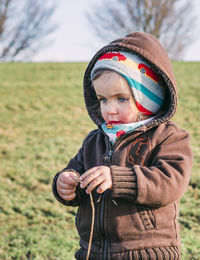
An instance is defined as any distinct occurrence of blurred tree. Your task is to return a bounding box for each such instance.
[0,0,56,61]
[86,0,198,59]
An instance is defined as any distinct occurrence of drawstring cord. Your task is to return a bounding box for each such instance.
[75,174,95,260]
[86,193,95,260]
[85,194,118,260]
[75,174,117,260]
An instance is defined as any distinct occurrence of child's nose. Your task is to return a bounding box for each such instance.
[107,101,117,114]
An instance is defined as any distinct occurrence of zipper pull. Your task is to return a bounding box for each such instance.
[103,150,112,163]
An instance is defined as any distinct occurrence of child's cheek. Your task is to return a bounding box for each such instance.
[121,108,137,123]
[101,109,107,122]
[100,105,107,120]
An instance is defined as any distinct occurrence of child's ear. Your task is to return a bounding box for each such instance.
[137,112,142,121]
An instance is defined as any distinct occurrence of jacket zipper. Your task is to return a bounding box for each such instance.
[98,128,146,259]
[99,190,109,260]
[100,135,138,259]
[99,140,113,260]
[100,136,128,260]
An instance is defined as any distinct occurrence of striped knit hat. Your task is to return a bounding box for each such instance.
[91,51,165,115]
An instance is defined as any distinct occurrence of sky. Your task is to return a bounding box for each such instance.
[33,0,200,62]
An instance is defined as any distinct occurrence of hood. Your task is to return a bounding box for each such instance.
[83,31,177,127]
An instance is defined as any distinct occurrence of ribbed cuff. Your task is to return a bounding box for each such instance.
[111,165,138,200]
[52,169,81,207]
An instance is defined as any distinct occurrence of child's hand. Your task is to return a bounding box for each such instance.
[56,171,80,201]
[80,166,112,194]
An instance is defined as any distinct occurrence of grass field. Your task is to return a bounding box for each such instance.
[0,62,199,259]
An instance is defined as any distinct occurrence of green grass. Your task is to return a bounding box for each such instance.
[0,62,199,259]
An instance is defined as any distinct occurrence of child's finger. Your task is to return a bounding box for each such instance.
[60,172,79,185]
[58,181,76,190]
[57,180,76,192]
[58,187,76,196]
[84,175,105,193]
[97,181,112,194]
[61,193,76,201]
[69,172,80,182]
[80,167,98,181]
[80,168,101,189]
[59,176,76,186]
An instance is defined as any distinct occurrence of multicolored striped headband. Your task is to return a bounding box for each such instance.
[91,51,165,115]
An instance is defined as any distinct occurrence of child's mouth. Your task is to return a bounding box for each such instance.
[108,121,123,125]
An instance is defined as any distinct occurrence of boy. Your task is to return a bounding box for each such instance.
[52,32,193,259]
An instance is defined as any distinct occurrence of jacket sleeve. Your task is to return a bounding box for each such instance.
[111,128,193,207]
[52,145,85,207]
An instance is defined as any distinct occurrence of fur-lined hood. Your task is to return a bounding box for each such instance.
[83,32,177,127]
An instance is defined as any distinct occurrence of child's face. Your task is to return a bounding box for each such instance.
[93,71,139,124]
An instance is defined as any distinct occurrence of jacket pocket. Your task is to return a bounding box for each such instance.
[136,205,156,230]
[108,200,156,242]
[153,203,177,230]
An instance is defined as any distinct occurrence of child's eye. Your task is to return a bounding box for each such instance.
[118,97,127,103]
[100,98,107,103]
